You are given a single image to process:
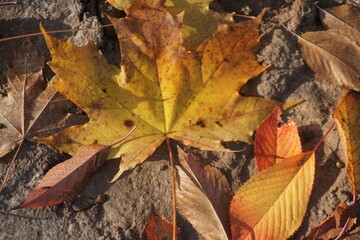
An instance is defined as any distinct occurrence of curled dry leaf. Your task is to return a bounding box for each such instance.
[254,107,302,172]
[304,202,356,240]
[334,91,360,194]
[37,0,282,182]
[0,39,88,158]
[142,211,180,240]
[14,126,136,209]
[230,151,315,240]
[175,147,232,240]
[298,4,360,90]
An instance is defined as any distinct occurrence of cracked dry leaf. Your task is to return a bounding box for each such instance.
[175,147,231,240]
[298,4,360,91]
[254,107,302,172]
[230,151,315,240]
[334,91,360,194]
[0,39,88,158]
[38,0,281,181]
[107,0,234,50]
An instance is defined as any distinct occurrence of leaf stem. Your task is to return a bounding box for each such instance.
[107,125,137,148]
[0,23,113,43]
[166,137,177,240]
[314,122,335,152]
[0,139,24,194]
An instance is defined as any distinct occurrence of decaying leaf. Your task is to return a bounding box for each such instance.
[334,91,360,194]
[14,126,135,209]
[142,211,179,240]
[175,147,231,240]
[254,107,302,172]
[0,39,87,158]
[298,4,360,90]
[230,151,316,240]
[304,202,356,240]
[37,0,282,181]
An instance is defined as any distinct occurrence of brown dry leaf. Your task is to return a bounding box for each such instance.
[318,4,360,46]
[175,147,232,240]
[142,211,180,240]
[304,202,356,240]
[298,4,360,90]
[254,106,302,172]
[230,151,315,240]
[0,39,88,158]
[334,91,360,194]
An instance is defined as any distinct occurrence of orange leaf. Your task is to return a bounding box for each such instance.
[230,151,315,240]
[304,202,356,240]
[142,211,179,240]
[254,107,302,172]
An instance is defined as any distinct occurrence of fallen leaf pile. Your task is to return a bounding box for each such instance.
[1,0,360,239]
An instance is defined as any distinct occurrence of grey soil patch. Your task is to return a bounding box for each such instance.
[0,0,357,239]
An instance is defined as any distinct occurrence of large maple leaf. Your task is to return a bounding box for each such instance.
[38,0,280,181]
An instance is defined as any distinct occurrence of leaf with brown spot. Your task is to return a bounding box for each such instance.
[254,106,302,172]
[37,1,287,181]
[298,4,360,90]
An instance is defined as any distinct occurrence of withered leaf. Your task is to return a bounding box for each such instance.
[0,39,88,158]
[175,147,231,240]
[142,211,180,240]
[298,4,360,91]
[304,202,356,240]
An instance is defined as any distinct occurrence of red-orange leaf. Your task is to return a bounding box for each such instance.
[254,107,302,171]
[142,211,179,240]
[14,144,110,209]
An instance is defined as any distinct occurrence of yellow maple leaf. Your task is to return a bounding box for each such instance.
[38,1,280,181]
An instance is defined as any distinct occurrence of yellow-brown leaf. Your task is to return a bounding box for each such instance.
[334,91,360,194]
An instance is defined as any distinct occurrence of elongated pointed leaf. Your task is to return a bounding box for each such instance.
[254,107,302,171]
[14,144,110,208]
[175,147,232,240]
[318,4,360,46]
[298,30,360,91]
[230,151,315,240]
[334,91,360,194]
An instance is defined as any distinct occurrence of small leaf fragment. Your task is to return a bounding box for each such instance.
[334,91,360,194]
[142,211,179,240]
[175,147,231,240]
[255,107,302,171]
[230,151,315,240]
[304,202,356,240]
